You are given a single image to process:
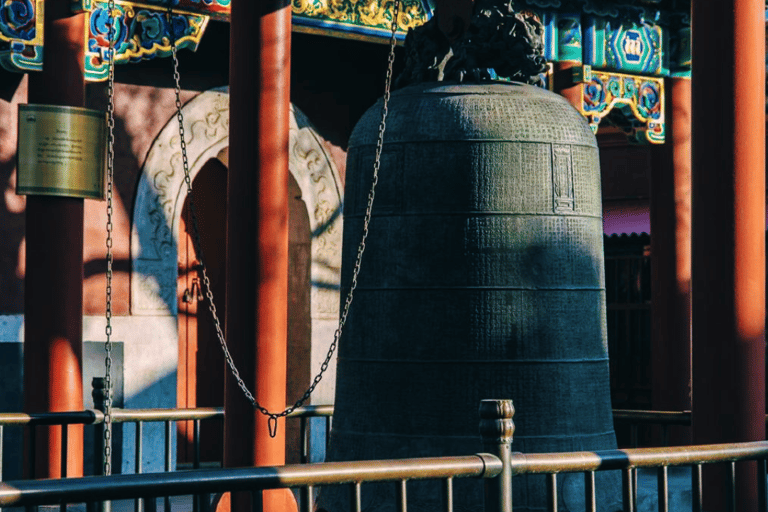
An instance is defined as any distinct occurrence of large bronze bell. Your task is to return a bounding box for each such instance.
[322,5,621,512]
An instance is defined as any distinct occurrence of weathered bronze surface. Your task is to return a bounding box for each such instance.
[325,81,621,512]
[16,104,106,200]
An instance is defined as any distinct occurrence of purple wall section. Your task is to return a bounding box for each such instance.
[604,201,650,236]
[603,203,768,236]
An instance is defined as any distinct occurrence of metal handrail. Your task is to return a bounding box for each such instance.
[612,409,692,426]
[511,440,768,474]
[0,410,100,426]
[0,454,501,507]
[0,406,704,483]
[615,409,768,426]
[286,404,334,418]
[2,441,768,510]
[0,405,332,486]
[2,401,768,512]
[3,406,720,428]
[0,404,335,426]
[0,408,223,426]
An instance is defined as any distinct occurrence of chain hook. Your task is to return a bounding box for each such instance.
[268,415,279,438]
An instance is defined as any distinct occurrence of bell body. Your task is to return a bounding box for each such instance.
[324,82,620,512]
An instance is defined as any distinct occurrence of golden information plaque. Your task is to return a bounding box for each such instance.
[17,104,107,200]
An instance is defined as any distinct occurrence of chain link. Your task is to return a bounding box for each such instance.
[167,5,257,412]
[170,1,401,437]
[103,0,117,477]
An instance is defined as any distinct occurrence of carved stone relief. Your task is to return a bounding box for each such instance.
[289,107,344,319]
[131,88,345,402]
[132,87,230,315]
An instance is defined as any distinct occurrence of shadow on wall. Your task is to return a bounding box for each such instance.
[0,341,125,480]
[3,82,142,317]
[0,81,26,314]
[120,371,177,474]
[0,83,141,479]
[0,355,175,479]
[82,105,141,317]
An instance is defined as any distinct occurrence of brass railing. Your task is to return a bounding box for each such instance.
[1,401,767,512]
[612,409,692,447]
[0,454,502,512]
[0,405,691,481]
[0,405,712,489]
[512,442,768,512]
[2,444,766,512]
[0,405,713,483]
[0,405,331,480]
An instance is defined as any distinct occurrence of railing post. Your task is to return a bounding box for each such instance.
[90,378,111,512]
[92,378,107,477]
[479,399,515,512]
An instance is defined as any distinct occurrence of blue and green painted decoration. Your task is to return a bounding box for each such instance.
[291,0,432,42]
[1,0,690,77]
[579,65,664,143]
[583,16,666,75]
[1,0,701,143]
[542,11,584,63]
[75,1,210,81]
[0,0,44,73]
[73,0,230,20]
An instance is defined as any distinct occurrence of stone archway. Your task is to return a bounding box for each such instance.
[131,87,344,413]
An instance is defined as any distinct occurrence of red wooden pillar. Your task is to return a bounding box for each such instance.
[691,0,765,509]
[650,77,691,441]
[224,2,294,512]
[552,61,582,110]
[23,0,85,479]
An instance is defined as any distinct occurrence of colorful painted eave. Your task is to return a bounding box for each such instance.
[2,0,694,78]
[1,0,700,143]
[291,0,432,43]
[77,1,212,81]
[72,0,231,21]
[0,0,429,80]
[1,0,692,75]
[574,65,665,144]
[0,0,45,73]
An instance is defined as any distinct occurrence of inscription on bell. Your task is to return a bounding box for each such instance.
[17,104,107,200]
[552,144,575,212]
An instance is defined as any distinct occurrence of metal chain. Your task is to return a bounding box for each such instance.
[170,1,401,438]
[103,0,117,477]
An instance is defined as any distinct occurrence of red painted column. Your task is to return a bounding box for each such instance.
[650,77,691,442]
[23,0,85,479]
[691,0,765,509]
[552,61,583,110]
[224,2,294,512]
